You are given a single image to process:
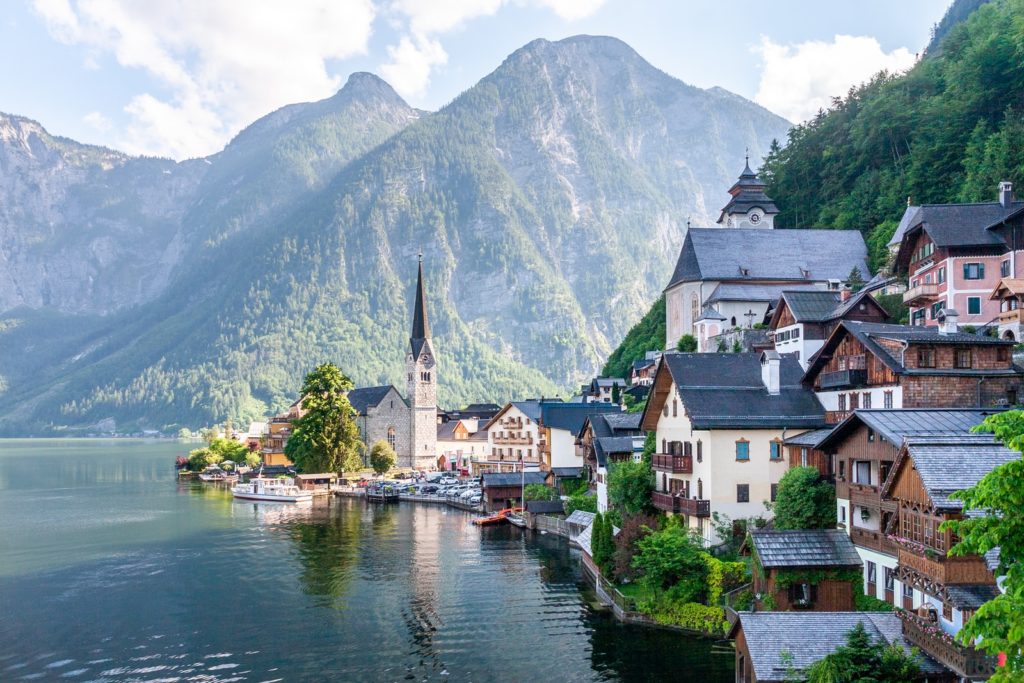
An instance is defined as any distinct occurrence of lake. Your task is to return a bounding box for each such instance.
[0,439,734,681]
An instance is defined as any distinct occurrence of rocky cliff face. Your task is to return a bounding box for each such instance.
[0,36,790,434]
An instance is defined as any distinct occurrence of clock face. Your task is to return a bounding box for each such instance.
[748,211,762,225]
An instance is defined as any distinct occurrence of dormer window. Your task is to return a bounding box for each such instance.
[739,267,750,276]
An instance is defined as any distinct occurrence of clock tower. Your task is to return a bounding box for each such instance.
[716,156,779,229]
[406,255,437,471]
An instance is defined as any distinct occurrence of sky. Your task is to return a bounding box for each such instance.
[2,0,951,160]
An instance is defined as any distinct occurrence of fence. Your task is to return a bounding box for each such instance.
[533,514,570,538]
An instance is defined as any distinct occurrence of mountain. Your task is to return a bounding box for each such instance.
[0,36,789,434]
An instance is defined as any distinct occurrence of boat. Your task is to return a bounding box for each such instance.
[198,466,232,482]
[506,512,527,528]
[231,477,313,502]
[472,507,523,526]
[366,483,400,503]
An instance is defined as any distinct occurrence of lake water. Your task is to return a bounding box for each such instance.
[0,439,734,682]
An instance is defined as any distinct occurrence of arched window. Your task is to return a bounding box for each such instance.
[387,426,396,449]
[697,478,703,499]
[691,293,699,330]
[672,399,678,417]
[730,316,737,327]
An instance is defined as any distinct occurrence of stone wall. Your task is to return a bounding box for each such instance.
[362,387,411,467]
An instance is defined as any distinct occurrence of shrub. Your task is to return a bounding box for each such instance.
[612,513,660,582]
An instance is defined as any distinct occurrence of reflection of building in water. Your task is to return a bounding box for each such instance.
[403,506,444,662]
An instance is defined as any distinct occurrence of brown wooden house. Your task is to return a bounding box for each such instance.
[480,471,547,512]
[802,319,1021,424]
[782,427,833,478]
[878,435,1011,680]
[747,529,862,612]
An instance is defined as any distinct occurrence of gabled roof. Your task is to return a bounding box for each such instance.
[347,385,404,415]
[885,435,1019,510]
[749,529,862,569]
[732,612,947,681]
[782,427,834,447]
[481,472,548,488]
[771,288,888,330]
[666,228,870,290]
[594,436,643,468]
[642,352,826,431]
[631,358,656,371]
[481,399,553,430]
[540,402,621,434]
[891,201,1021,255]
[525,500,565,514]
[803,320,1019,383]
[816,408,1000,452]
[990,278,1024,300]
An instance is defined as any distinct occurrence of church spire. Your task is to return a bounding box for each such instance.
[410,254,430,355]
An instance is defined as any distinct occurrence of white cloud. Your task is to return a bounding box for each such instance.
[380,36,449,100]
[753,34,916,123]
[532,0,606,21]
[32,0,376,159]
[83,110,111,132]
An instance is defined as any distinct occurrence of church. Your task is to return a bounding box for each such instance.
[345,257,437,471]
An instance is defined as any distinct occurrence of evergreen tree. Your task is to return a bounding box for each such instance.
[285,364,363,476]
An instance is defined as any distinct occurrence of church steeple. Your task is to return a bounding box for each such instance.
[410,254,431,357]
[716,157,779,229]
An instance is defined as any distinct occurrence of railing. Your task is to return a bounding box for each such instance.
[678,497,711,517]
[493,436,533,445]
[651,491,679,512]
[849,485,896,513]
[897,547,995,586]
[820,368,868,390]
[533,514,570,537]
[898,610,995,679]
[902,282,940,304]
[652,453,693,473]
[826,410,851,424]
[850,526,900,556]
[998,308,1024,324]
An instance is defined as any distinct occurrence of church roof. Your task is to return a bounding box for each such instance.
[666,228,870,290]
[410,257,431,357]
[347,385,404,415]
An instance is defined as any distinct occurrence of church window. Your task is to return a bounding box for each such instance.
[730,316,737,326]
[691,294,699,328]
[387,427,396,449]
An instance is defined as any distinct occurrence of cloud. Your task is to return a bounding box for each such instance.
[753,35,916,123]
[32,0,376,159]
[82,110,111,132]
[381,0,604,99]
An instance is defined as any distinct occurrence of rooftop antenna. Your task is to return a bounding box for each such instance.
[418,249,423,262]
[686,217,691,229]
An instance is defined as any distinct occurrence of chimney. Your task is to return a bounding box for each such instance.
[840,286,852,302]
[761,350,781,395]
[999,181,1014,209]
[937,309,959,336]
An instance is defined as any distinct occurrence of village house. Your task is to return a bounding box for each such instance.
[664,162,871,352]
[891,181,1024,328]
[260,398,303,466]
[747,529,862,612]
[989,277,1024,341]
[577,412,644,512]
[435,418,488,474]
[537,401,621,473]
[802,317,1021,424]
[813,409,999,617]
[731,612,952,683]
[629,352,661,387]
[579,377,628,404]
[879,434,1009,680]
[480,471,547,512]
[768,288,889,369]
[640,351,826,545]
[477,400,546,475]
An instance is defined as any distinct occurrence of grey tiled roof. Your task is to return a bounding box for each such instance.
[663,352,826,429]
[511,400,544,421]
[525,500,565,514]
[549,467,583,478]
[602,412,642,431]
[666,228,870,289]
[541,403,621,434]
[783,427,834,447]
[905,437,1018,510]
[594,436,641,467]
[736,612,947,681]
[817,409,999,451]
[890,201,1023,249]
[749,529,862,568]
[707,283,819,304]
[347,385,402,415]
[565,510,596,528]
[481,472,548,488]
[779,289,842,321]
[945,584,1001,610]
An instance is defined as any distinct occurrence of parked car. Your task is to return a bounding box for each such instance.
[468,494,482,505]
[419,485,439,494]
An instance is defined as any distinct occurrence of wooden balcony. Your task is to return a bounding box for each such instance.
[493,436,533,445]
[997,308,1024,324]
[652,453,693,474]
[826,410,851,424]
[898,547,995,586]
[820,368,868,390]
[677,497,711,517]
[898,610,995,680]
[651,491,678,512]
[903,282,940,305]
[850,526,900,556]
[849,484,897,513]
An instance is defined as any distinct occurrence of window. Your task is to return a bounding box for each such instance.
[838,459,846,480]
[1009,389,1019,405]
[963,263,985,280]
[696,440,703,463]
[867,427,875,443]
[913,241,935,263]
[955,348,972,369]
[1003,260,1012,277]
[998,346,1010,362]
[663,403,668,418]
[863,393,872,409]
[672,398,677,417]
[911,309,926,326]
[770,483,778,502]
[938,266,946,284]
[788,582,817,607]
[968,296,982,315]
[917,348,936,368]
[690,293,699,329]
[943,602,953,621]
[737,484,749,503]
[661,439,666,453]
[769,441,782,460]
[884,391,894,409]
[903,583,914,599]
[735,440,749,461]
[838,393,847,411]
[854,461,871,485]
[849,392,859,410]
[840,505,846,523]
[931,300,944,319]
[800,447,809,467]
[387,427,396,449]
[867,561,877,585]
[793,328,800,339]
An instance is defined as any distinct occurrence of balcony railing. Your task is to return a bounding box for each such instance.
[850,526,900,556]
[902,282,940,305]
[897,547,995,586]
[998,308,1024,324]
[898,610,995,679]
[678,497,711,517]
[652,454,693,474]
[826,410,851,424]
[820,368,868,390]
[651,491,678,512]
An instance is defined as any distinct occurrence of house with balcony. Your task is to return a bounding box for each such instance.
[260,398,304,466]
[477,400,547,474]
[436,418,488,474]
[579,377,628,404]
[802,318,1021,424]
[768,288,889,369]
[629,352,661,387]
[891,181,1024,328]
[640,350,826,545]
[747,529,863,612]
[989,278,1024,341]
[731,611,953,683]
[813,409,999,617]
[537,401,622,474]
[577,412,644,512]
[879,434,1010,680]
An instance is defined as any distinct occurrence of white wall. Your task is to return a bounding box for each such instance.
[772,323,825,369]
[815,386,903,411]
[549,428,579,469]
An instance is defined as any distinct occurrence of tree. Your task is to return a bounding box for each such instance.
[611,383,621,405]
[632,519,707,597]
[772,466,837,530]
[607,460,653,516]
[641,431,656,464]
[846,266,866,292]
[186,436,248,470]
[177,427,192,439]
[285,364,363,476]
[730,338,743,353]
[369,439,397,475]
[591,513,608,569]
[940,410,1024,678]
[613,512,660,582]
[676,334,698,352]
[806,622,920,683]
[524,483,557,501]
[564,491,597,515]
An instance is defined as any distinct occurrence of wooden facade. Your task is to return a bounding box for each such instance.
[812,334,899,392]
[786,444,829,478]
[753,570,856,612]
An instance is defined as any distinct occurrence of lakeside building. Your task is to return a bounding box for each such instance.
[801,317,1022,424]
[576,412,644,512]
[891,182,1024,329]
[747,529,862,612]
[435,418,488,474]
[664,162,871,352]
[640,351,826,545]
[477,400,546,475]
[579,377,628,404]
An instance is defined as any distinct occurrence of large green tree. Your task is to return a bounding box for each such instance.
[805,622,921,683]
[632,519,707,596]
[369,439,397,475]
[285,364,363,476]
[942,410,1024,679]
[772,466,837,530]
[607,460,654,516]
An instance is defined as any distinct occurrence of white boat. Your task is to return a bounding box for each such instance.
[231,477,313,503]
[507,512,527,528]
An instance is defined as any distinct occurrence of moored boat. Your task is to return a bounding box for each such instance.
[506,512,527,528]
[231,477,312,503]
